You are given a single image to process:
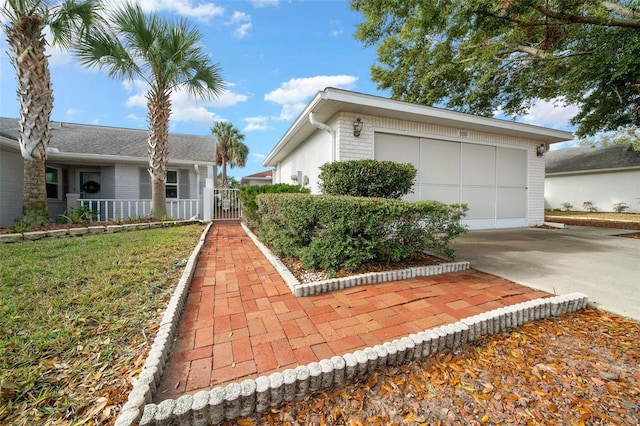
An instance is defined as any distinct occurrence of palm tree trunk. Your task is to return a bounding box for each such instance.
[221,157,228,187]
[147,87,171,219]
[23,156,48,216]
[7,13,53,219]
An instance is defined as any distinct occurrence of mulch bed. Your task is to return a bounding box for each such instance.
[545,216,640,230]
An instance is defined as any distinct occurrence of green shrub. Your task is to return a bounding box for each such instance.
[239,184,310,229]
[256,193,467,276]
[11,209,50,233]
[318,159,416,199]
[58,205,94,224]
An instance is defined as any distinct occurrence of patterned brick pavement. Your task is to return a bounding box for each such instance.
[155,222,550,401]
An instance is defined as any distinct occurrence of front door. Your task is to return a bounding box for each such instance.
[80,171,101,199]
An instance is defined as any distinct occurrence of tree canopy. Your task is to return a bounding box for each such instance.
[211,122,249,187]
[351,0,640,137]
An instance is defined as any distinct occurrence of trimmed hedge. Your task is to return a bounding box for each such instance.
[239,184,309,229]
[318,159,417,199]
[255,193,467,276]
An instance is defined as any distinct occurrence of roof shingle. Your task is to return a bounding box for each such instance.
[0,117,216,163]
[545,144,640,174]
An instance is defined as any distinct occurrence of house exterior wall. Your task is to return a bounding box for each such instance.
[114,164,141,199]
[0,147,23,227]
[545,169,640,213]
[277,129,332,193]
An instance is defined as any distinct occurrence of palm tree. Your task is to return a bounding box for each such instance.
[2,0,102,222]
[210,122,249,187]
[75,2,225,218]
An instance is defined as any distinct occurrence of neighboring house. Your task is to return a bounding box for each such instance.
[240,170,273,186]
[545,144,640,213]
[263,88,573,230]
[0,117,216,226]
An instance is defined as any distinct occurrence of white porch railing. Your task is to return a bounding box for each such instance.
[77,199,200,222]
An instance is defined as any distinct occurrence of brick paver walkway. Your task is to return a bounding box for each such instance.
[155,222,550,401]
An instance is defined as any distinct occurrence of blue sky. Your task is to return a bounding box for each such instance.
[0,0,578,180]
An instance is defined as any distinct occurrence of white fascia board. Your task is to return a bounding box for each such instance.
[322,88,574,143]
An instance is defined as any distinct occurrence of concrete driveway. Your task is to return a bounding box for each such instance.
[452,226,640,322]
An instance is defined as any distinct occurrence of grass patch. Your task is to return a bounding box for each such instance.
[0,224,205,425]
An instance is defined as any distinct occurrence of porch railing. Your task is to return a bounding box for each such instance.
[77,199,200,222]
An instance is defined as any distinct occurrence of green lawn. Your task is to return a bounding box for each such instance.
[0,224,205,425]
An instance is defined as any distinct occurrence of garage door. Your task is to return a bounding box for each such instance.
[375,133,527,229]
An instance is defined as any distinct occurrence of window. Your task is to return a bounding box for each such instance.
[166,170,178,198]
[46,167,60,199]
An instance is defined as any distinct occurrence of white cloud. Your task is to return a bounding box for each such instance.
[518,98,579,130]
[133,0,224,22]
[243,116,272,132]
[265,75,358,120]
[250,0,279,7]
[66,108,82,120]
[121,80,248,127]
[230,11,251,23]
[234,22,253,39]
[252,152,266,160]
[226,11,252,38]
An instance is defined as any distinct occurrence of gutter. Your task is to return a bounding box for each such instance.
[308,111,336,162]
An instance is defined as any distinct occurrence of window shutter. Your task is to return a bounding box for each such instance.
[179,169,190,199]
[139,168,151,199]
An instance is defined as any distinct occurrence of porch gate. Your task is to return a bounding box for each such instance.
[212,188,242,221]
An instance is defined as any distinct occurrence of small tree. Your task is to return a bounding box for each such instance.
[211,122,249,188]
[319,159,416,199]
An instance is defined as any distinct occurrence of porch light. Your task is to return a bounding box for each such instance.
[353,118,363,137]
[536,143,548,157]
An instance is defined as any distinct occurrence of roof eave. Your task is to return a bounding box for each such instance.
[263,88,574,166]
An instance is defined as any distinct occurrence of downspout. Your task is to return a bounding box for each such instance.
[309,112,336,162]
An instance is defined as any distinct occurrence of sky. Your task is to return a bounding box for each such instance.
[0,0,579,180]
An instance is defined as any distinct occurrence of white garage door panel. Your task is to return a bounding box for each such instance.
[421,139,460,184]
[375,133,420,201]
[462,144,495,186]
[497,187,527,218]
[373,133,528,229]
[462,187,496,219]
[420,185,460,204]
[497,147,527,186]
[375,133,419,168]
[496,147,527,227]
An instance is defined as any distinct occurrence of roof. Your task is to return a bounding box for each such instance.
[545,144,640,174]
[263,87,574,166]
[0,117,216,165]
[242,170,273,179]
[240,170,273,184]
